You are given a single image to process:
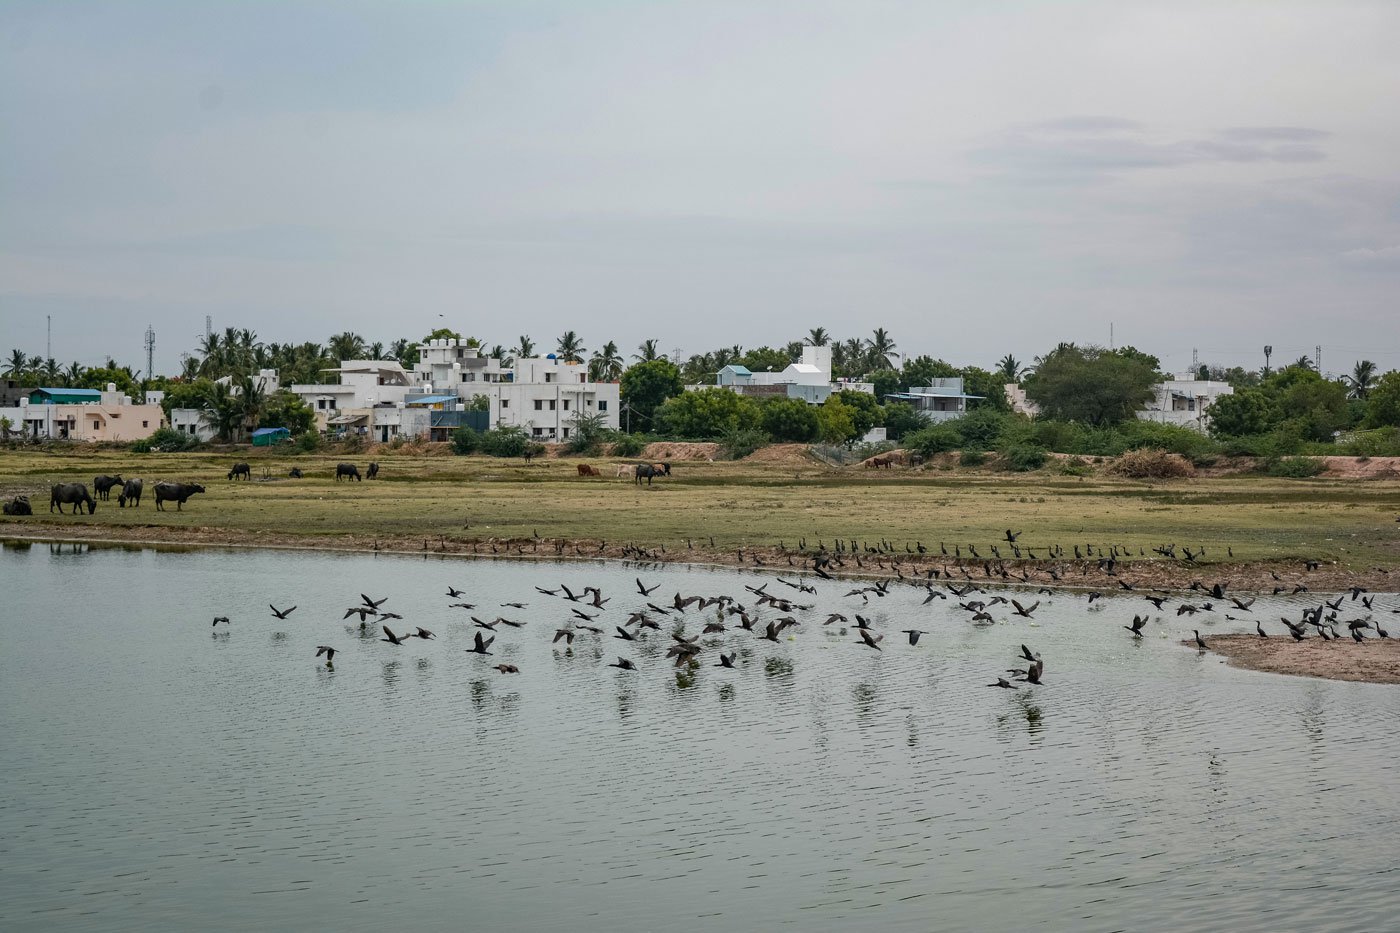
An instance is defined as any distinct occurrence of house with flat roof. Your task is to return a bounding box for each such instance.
[2,385,164,442]
[885,378,983,423]
[704,346,850,404]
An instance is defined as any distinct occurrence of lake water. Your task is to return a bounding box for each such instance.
[2,540,1398,932]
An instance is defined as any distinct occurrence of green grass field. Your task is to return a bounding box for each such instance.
[2,445,1398,571]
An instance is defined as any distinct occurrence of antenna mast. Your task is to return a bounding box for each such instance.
[145,325,156,381]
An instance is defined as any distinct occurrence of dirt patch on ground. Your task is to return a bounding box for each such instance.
[642,442,720,461]
[1194,632,1400,684]
[1321,456,1400,479]
[744,444,817,465]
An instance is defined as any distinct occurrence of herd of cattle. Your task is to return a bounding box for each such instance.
[3,456,674,518]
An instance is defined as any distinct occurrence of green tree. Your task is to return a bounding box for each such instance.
[996,354,1028,382]
[867,328,899,370]
[900,355,959,390]
[4,349,28,377]
[202,382,244,442]
[831,390,884,438]
[634,338,661,362]
[421,327,462,343]
[467,395,490,412]
[1346,360,1377,399]
[1207,389,1273,437]
[514,335,536,359]
[760,397,819,442]
[816,398,856,445]
[739,346,791,373]
[78,364,138,397]
[654,388,761,438]
[1023,345,1158,426]
[450,426,479,454]
[868,369,901,400]
[259,390,317,435]
[588,341,624,381]
[881,401,925,441]
[555,331,586,364]
[805,327,830,346]
[960,366,1010,411]
[327,331,366,362]
[1364,371,1400,428]
[619,359,684,430]
[904,422,962,456]
[1274,370,1349,441]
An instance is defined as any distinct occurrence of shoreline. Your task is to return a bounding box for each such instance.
[3,522,1395,595]
[1193,633,1400,685]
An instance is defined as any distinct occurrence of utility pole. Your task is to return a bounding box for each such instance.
[1109,322,1114,351]
[1191,347,1198,375]
[205,315,213,340]
[145,325,156,383]
[46,314,51,361]
[1263,345,1272,376]
[1316,345,1322,374]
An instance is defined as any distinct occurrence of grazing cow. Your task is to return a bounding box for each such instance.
[651,462,672,476]
[635,464,666,486]
[93,474,124,500]
[335,463,362,482]
[577,464,602,477]
[50,483,97,514]
[3,496,33,516]
[228,462,251,481]
[118,478,143,508]
[615,464,636,478]
[367,462,379,480]
[288,467,303,478]
[154,482,206,511]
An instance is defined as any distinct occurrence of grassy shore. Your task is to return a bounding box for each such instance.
[2,444,1398,587]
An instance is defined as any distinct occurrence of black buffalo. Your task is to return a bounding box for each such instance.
[93,474,124,500]
[3,496,33,516]
[228,462,251,481]
[366,462,379,479]
[634,464,666,486]
[335,463,361,482]
[50,483,97,514]
[154,482,206,511]
[288,467,303,478]
[118,478,143,508]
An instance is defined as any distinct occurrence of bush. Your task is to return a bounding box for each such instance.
[294,431,321,453]
[953,407,1011,448]
[1003,443,1048,472]
[958,447,987,467]
[1059,456,1094,476]
[132,426,199,453]
[450,426,480,455]
[1107,448,1196,479]
[719,427,769,460]
[609,433,647,457]
[479,427,532,458]
[564,412,610,455]
[1265,456,1326,478]
[760,397,819,442]
[904,423,961,457]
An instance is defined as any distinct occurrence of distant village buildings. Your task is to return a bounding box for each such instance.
[1006,372,1234,433]
[698,346,875,403]
[0,386,166,442]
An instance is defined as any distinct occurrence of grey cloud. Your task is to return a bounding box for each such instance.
[1218,126,1331,142]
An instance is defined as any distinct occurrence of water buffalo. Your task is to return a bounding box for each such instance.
[335,463,361,482]
[228,462,251,481]
[366,462,379,479]
[635,464,666,486]
[3,496,32,516]
[118,478,144,508]
[154,482,206,511]
[288,467,303,478]
[50,483,97,514]
[93,474,124,500]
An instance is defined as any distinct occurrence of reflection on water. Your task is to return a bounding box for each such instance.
[2,541,1399,933]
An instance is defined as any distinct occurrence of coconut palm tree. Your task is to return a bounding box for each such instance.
[368,341,385,361]
[1291,355,1314,371]
[589,341,624,381]
[39,358,61,383]
[997,354,1030,382]
[838,337,866,378]
[867,328,898,370]
[555,331,586,364]
[1345,360,1377,399]
[63,361,85,385]
[805,327,830,347]
[4,349,28,377]
[634,338,661,362]
[514,335,536,359]
[236,374,268,439]
[327,331,366,362]
[201,381,244,442]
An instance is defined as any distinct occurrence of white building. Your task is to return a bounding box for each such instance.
[288,342,620,442]
[0,386,165,442]
[1138,374,1233,432]
[170,408,218,442]
[701,346,862,404]
[885,378,982,423]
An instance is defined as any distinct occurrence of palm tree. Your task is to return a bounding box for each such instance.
[4,349,28,377]
[805,327,830,346]
[64,361,85,385]
[588,341,624,381]
[1346,360,1377,399]
[867,328,898,370]
[514,335,536,359]
[39,358,61,383]
[201,382,243,442]
[839,337,866,378]
[368,341,385,361]
[555,331,586,364]
[236,374,267,439]
[634,338,660,362]
[327,331,367,362]
[784,341,805,361]
[997,354,1030,382]
[1291,355,1314,371]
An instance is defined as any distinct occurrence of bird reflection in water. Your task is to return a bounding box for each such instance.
[716,682,736,704]
[997,694,1045,739]
[469,679,490,710]
[852,682,878,729]
[381,659,402,689]
[764,657,794,682]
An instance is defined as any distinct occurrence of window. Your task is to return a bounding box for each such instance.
[532,427,543,437]
[562,399,570,411]
[500,399,509,409]
[534,399,543,410]
[548,400,556,411]
[545,373,553,383]
[562,428,570,438]
[579,374,587,384]
[586,399,594,407]
[598,400,608,412]
[142,420,149,428]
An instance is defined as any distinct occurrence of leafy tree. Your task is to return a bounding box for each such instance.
[421,327,462,343]
[159,378,216,420]
[466,395,490,412]
[555,331,586,364]
[953,407,1011,448]
[867,369,901,400]
[816,398,856,445]
[900,355,959,390]
[831,390,883,438]
[654,388,761,438]
[805,327,830,347]
[740,346,791,373]
[1207,389,1273,437]
[1023,345,1158,426]
[259,390,317,435]
[1346,360,1377,399]
[619,359,684,429]
[450,426,479,455]
[760,397,819,442]
[327,331,367,362]
[78,364,138,397]
[1363,371,1400,428]
[961,366,1010,411]
[4,349,28,377]
[880,401,925,441]
[201,381,244,442]
[904,423,962,456]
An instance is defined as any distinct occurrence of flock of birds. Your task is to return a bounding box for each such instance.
[207,531,1398,689]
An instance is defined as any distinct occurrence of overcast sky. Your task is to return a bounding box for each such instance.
[3,0,1398,377]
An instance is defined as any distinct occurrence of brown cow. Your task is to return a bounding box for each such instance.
[577,464,601,477]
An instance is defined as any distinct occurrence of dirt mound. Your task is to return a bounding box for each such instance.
[642,442,720,461]
[743,444,814,464]
[1321,456,1400,479]
[1107,448,1195,479]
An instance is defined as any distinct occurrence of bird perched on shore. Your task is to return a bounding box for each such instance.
[1193,630,1208,650]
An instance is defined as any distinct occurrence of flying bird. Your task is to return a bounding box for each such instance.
[269,604,297,620]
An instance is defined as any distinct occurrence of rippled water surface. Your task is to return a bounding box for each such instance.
[3,541,1398,932]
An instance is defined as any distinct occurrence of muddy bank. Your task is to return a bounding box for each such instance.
[1193,632,1400,684]
[2,522,1396,594]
